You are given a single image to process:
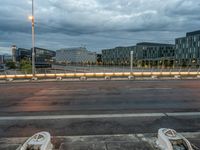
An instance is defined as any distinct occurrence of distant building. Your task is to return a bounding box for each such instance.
[16,48,31,62]
[56,47,96,64]
[33,47,56,68]
[136,42,175,67]
[175,30,200,67]
[16,47,56,68]
[102,46,136,65]
[102,43,175,67]
[0,55,4,64]
[96,54,102,64]
[0,55,5,71]
[3,54,12,62]
[0,64,5,71]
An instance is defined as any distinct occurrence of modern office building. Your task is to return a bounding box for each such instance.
[16,48,31,62]
[56,47,96,64]
[0,54,7,71]
[16,47,56,68]
[102,43,175,67]
[3,54,12,62]
[33,47,56,68]
[0,55,4,64]
[175,30,200,67]
[136,42,175,67]
[96,54,102,64]
[102,46,136,65]
[0,64,5,71]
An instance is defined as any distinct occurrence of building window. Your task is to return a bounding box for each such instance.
[194,36,196,42]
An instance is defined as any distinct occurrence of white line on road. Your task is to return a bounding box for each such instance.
[0,112,200,121]
[129,88,172,90]
[0,113,165,121]
[166,112,200,116]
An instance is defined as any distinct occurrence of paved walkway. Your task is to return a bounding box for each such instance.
[1,132,200,150]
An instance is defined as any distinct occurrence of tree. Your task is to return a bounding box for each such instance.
[20,59,32,74]
[6,61,16,69]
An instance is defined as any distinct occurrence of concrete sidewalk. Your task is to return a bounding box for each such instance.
[1,132,200,150]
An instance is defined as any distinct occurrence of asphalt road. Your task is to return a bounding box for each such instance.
[0,80,200,138]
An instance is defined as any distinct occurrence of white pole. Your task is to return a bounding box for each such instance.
[130,51,133,72]
[32,0,35,76]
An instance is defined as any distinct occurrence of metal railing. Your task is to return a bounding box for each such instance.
[0,65,200,80]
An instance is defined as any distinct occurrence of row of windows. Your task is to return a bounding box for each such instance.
[175,53,200,59]
[176,35,200,44]
[176,41,200,48]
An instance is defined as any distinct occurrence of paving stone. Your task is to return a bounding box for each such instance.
[188,139,200,149]
[106,141,156,150]
[0,144,19,150]
[1,133,200,150]
[59,142,106,150]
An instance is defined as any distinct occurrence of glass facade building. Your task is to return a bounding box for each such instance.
[16,48,31,62]
[102,43,175,67]
[16,47,56,68]
[175,30,200,67]
[0,55,4,64]
[102,46,136,65]
[56,47,96,64]
[136,42,175,67]
[33,47,56,68]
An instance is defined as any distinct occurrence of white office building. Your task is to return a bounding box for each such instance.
[56,47,96,64]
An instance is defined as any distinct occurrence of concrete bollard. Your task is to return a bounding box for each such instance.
[56,77,62,81]
[31,77,38,81]
[80,76,87,81]
[6,78,13,82]
[151,76,158,80]
[105,76,111,80]
[174,75,181,79]
[128,76,135,80]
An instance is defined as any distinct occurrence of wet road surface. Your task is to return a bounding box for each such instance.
[0,80,200,137]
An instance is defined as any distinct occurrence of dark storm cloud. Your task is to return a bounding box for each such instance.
[0,0,200,53]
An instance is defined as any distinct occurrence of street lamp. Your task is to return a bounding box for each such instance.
[29,0,35,76]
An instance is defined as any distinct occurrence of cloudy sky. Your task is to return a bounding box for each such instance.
[0,0,200,54]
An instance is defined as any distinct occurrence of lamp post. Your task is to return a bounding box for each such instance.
[130,51,133,72]
[30,0,35,76]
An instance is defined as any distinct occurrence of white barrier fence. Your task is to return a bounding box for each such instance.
[1,65,200,80]
[0,71,200,80]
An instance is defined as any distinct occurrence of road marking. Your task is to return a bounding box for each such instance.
[129,88,172,90]
[166,112,200,116]
[0,113,164,121]
[0,112,200,121]
[40,89,87,92]
[35,89,88,95]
